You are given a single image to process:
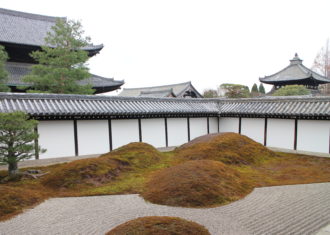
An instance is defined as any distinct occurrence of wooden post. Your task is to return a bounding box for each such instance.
[207,117,210,134]
[138,118,142,142]
[108,119,112,151]
[34,126,39,160]
[264,118,268,146]
[73,120,78,156]
[294,119,298,150]
[165,118,168,147]
[238,117,242,134]
[187,117,190,141]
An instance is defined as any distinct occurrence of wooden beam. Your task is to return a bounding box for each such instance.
[165,118,168,147]
[34,126,39,160]
[264,118,268,146]
[238,117,242,134]
[138,118,142,142]
[187,117,191,141]
[73,120,78,156]
[108,119,112,151]
[294,119,298,150]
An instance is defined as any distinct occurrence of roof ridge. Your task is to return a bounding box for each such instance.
[122,81,191,90]
[0,8,65,22]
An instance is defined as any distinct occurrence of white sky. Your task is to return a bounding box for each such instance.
[2,0,330,94]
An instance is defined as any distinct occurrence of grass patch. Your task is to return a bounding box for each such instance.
[106,216,210,235]
[175,133,276,165]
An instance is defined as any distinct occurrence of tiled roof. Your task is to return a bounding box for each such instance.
[219,96,330,118]
[119,81,203,98]
[0,93,219,118]
[259,54,330,84]
[0,8,102,51]
[5,62,124,92]
[0,93,329,119]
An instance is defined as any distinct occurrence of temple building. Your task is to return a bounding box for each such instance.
[0,8,124,94]
[119,81,203,98]
[259,53,330,90]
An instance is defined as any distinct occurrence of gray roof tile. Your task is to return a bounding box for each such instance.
[0,93,330,119]
[260,54,330,84]
[0,8,102,51]
[5,62,124,89]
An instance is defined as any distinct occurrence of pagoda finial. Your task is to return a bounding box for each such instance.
[290,53,302,65]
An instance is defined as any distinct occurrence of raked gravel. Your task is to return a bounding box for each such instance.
[0,183,329,235]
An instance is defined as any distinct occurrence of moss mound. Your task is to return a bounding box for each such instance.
[106,216,210,235]
[176,133,276,165]
[100,142,162,169]
[42,142,162,189]
[0,186,46,220]
[142,160,253,207]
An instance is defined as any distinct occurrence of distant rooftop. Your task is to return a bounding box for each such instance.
[119,81,203,98]
[260,54,330,87]
[0,8,103,52]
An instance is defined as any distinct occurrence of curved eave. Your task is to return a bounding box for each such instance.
[260,76,330,85]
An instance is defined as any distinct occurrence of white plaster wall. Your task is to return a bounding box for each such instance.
[141,118,166,148]
[167,118,188,146]
[219,117,239,133]
[190,118,208,140]
[267,119,294,149]
[209,117,219,134]
[297,120,329,153]
[38,121,75,159]
[111,119,139,150]
[241,118,265,144]
[77,120,109,155]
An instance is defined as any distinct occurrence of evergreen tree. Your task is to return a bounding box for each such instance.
[0,45,10,92]
[220,83,250,98]
[259,83,265,94]
[23,19,95,94]
[0,112,44,176]
[251,83,258,93]
[272,85,310,96]
[203,89,218,98]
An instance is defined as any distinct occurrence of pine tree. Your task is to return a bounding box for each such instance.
[23,19,95,94]
[0,45,10,92]
[251,83,259,97]
[0,112,45,176]
[259,83,265,94]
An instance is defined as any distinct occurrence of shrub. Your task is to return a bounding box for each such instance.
[175,133,276,165]
[106,216,211,235]
[142,160,253,207]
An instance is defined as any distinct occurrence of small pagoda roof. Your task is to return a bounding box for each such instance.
[259,54,330,85]
[0,8,103,56]
[119,81,203,98]
[5,62,124,94]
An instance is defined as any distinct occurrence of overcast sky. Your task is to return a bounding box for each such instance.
[2,0,330,94]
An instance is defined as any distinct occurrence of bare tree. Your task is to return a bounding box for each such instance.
[312,39,330,94]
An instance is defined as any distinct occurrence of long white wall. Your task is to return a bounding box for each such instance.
[38,120,75,159]
[267,119,294,149]
[297,120,329,153]
[219,117,239,133]
[111,119,139,150]
[167,118,188,146]
[241,118,265,144]
[190,117,208,140]
[141,118,166,148]
[209,117,218,133]
[77,120,109,155]
[36,117,330,159]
